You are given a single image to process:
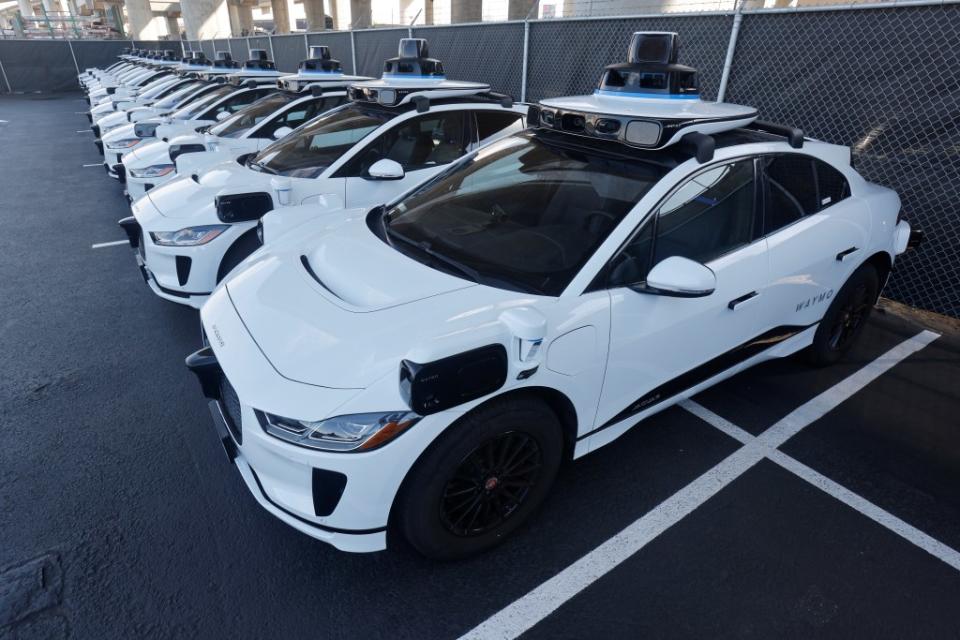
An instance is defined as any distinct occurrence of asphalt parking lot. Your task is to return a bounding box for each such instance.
[2,94,959,639]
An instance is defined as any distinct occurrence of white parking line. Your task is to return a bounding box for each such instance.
[459,330,941,640]
[82,163,103,168]
[76,129,94,133]
[91,240,129,249]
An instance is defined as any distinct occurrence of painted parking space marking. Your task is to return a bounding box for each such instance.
[686,397,960,572]
[91,240,129,249]
[82,163,103,167]
[460,330,941,640]
[76,129,94,133]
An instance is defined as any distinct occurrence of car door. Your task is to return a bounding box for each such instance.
[591,158,774,448]
[339,110,473,209]
[759,154,869,328]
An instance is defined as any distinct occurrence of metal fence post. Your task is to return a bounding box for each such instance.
[520,20,530,102]
[0,56,13,93]
[350,30,357,76]
[717,0,744,102]
[66,38,80,74]
[268,34,276,61]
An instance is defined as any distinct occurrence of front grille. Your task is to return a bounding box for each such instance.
[219,376,243,444]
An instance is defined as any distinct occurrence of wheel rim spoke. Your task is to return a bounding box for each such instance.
[439,431,542,537]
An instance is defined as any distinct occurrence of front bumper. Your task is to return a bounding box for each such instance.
[185,347,389,553]
[128,198,257,308]
[126,172,173,201]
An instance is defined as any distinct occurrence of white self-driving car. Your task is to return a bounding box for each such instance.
[121,47,370,201]
[88,52,212,125]
[100,56,283,179]
[186,33,923,559]
[120,38,527,308]
[91,50,248,146]
[85,50,179,106]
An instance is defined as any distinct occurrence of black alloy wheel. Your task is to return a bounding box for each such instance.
[806,262,879,366]
[827,281,871,352]
[440,431,543,537]
[396,396,563,560]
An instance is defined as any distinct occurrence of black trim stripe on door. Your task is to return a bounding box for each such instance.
[578,322,818,441]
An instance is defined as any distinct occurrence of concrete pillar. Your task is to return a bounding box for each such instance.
[18,0,35,16]
[270,0,291,32]
[450,0,479,23]
[180,0,233,39]
[303,0,324,30]
[125,0,164,39]
[165,13,180,36]
[507,0,533,20]
[227,1,253,34]
[324,0,336,27]
[349,0,369,27]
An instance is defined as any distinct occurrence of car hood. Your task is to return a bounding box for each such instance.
[145,161,273,219]
[103,122,138,144]
[97,110,130,130]
[219,214,535,389]
[91,101,117,117]
[124,138,170,167]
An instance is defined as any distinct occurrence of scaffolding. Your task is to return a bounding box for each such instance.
[8,2,124,38]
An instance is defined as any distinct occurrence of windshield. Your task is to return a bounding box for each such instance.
[382,132,668,295]
[211,92,294,138]
[170,85,234,120]
[139,77,175,97]
[154,82,205,110]
[249,103,392,178]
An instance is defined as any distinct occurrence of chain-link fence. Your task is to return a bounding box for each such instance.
[1,1,958,316]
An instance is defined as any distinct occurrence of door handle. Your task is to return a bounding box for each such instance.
[728,291,759,310]
[835,246,858,262]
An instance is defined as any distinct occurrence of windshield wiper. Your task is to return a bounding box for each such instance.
[248,159,276,175]
[385,227,482,284]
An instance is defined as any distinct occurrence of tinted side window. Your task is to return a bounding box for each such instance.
[343,111,468,175]
[653,159,756,267]
[475,111,524,145]
[608,219,654,287]
[815,160,850,208]
[259,96,342,139]
[202,88,273,119]
[762,155,817,234]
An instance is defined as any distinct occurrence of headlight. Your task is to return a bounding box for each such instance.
[129,163,174,178]
[106,137,142,149]
[149,224,228,246]
[259,410,421,452]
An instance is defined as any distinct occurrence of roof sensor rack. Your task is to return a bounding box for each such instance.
[298,45,342,74]
[746,120,804,148]
[348,38,491,108]
[531,32,757,154]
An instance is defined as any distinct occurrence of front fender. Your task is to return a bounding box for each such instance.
[260,197,348,245]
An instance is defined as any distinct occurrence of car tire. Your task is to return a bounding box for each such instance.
[216,228,262,283]
[806,262,879,366]
[396,396,563,560]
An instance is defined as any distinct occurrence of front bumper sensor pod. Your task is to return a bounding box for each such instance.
[185,347,237,462]
[117,216,141,248]
[908,227,924,250]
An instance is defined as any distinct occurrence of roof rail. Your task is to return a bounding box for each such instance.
[747,120,804,149]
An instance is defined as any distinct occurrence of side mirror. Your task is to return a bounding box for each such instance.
[272,126,293,140]
[641,256,716,297]
[366,158,404,181]
[216,110,231,121]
